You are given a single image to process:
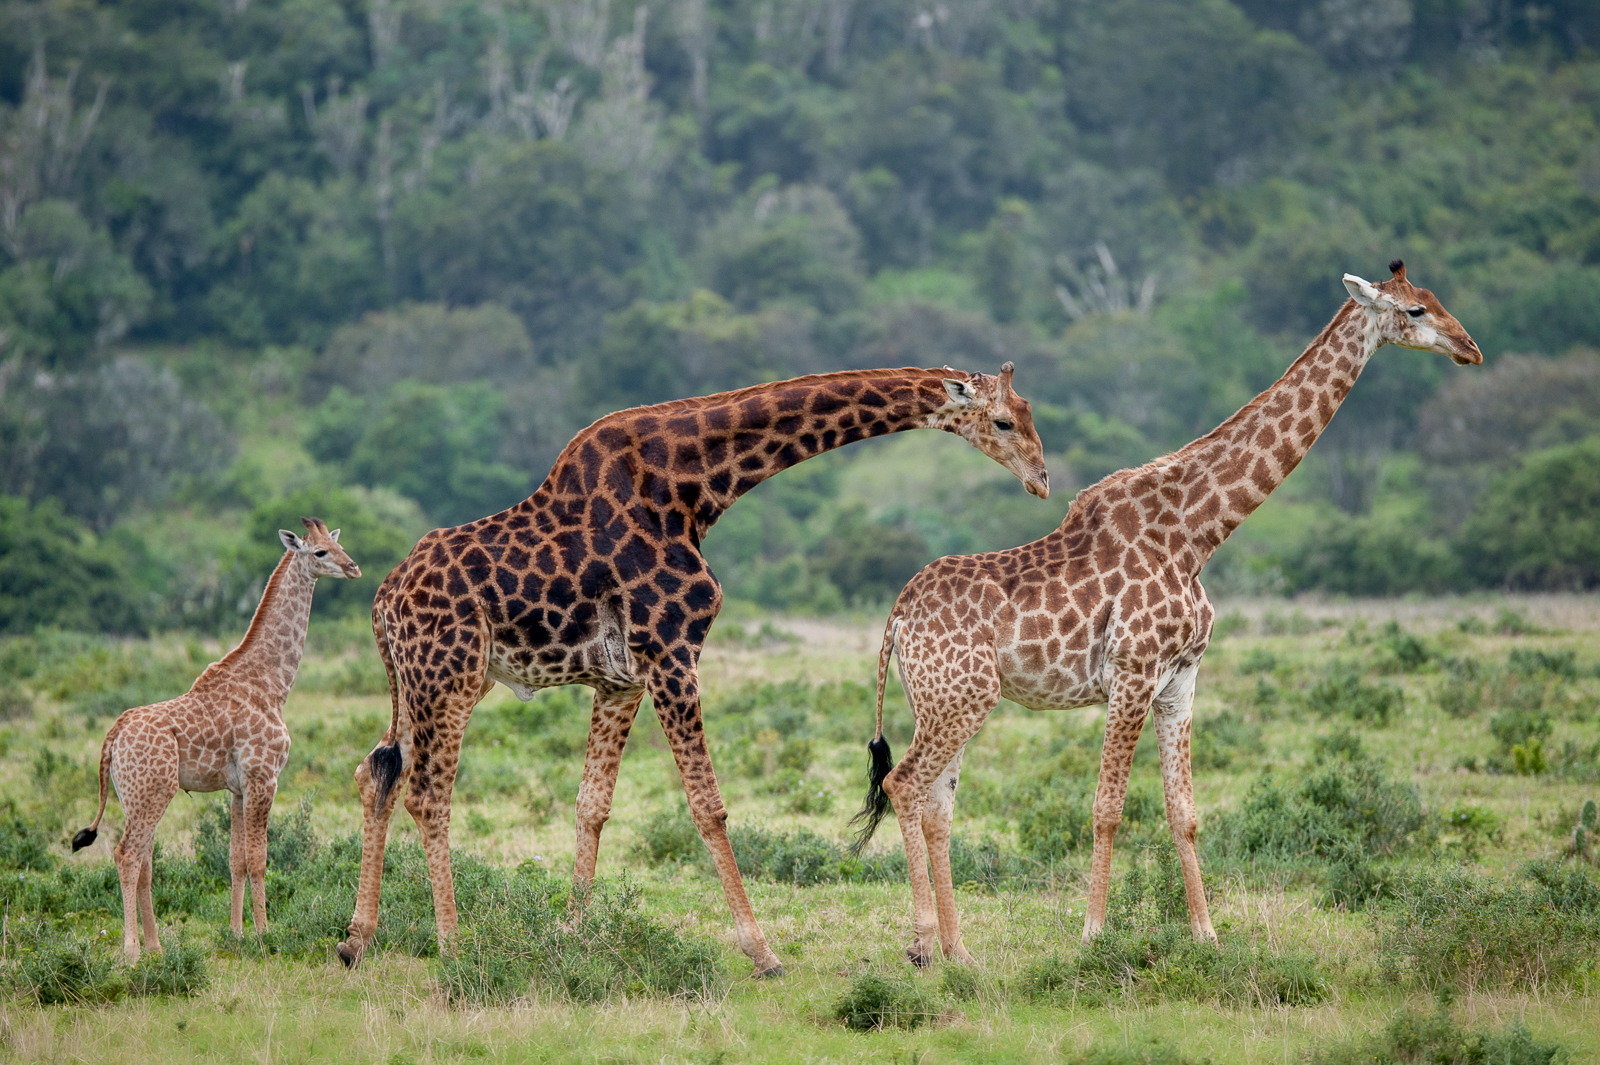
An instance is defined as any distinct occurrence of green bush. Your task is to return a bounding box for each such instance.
[1310,1009,1568,1065]
[1375,867,1600,989]
[1508,648,1579,679]
[1208,747,1428,870]
[437,869,722,1005]
[2,927,127,1005]
[1023,925,1328,1008]
[1307,671,1403,725]
[127,934,209,997]
[833,972,943,1031]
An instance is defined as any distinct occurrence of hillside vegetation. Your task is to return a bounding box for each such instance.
[4,1,1600,632]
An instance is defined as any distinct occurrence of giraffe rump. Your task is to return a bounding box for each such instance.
[849,735,896,854]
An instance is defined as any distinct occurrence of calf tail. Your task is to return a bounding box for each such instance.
[72,720,119,851]
[849,613,901,855]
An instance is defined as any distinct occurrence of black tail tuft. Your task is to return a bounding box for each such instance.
[848,735,896,856]
[369,743,404,812]
[71,827,97,852]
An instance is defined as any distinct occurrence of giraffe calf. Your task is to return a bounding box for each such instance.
[71,518,360,963]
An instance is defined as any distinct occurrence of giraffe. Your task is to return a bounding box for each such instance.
[333,365,1050,977]
[850,262,1481,966]
[71,518,361,963]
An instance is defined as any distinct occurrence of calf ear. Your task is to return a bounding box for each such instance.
[330,528,341,543]
[279,529,305,552]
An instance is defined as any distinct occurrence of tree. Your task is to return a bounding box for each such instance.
[0,495,144,634]
[1461,436,1600,590]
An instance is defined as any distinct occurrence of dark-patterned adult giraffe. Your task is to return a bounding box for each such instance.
[336,365,1050,976]
[851,263,1481,966]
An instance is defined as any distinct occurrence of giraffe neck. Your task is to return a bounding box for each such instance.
[537,368,965,539]
[192,550,317,710]
[1168,300,1379,573]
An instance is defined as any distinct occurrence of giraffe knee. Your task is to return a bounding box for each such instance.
[686,802,728,836]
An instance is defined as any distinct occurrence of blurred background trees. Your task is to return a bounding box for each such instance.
[3,0,1600,631]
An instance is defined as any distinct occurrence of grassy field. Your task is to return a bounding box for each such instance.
[2,594,1598,1063]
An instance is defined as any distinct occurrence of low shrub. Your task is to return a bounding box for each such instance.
[1208,747,1428,868]
[1022,925,1328,1008]
[1310,1009,1568,1065]
[1307,671,1403,725]
[1375,866,1600,989]
[1508,647,1578,679]
[127,934,209,996]
[437,868,722,1005]
[1018,779,1164,862]
[833,971,943,1030]
[1190,710,1265,770]
[2,926,128,1005]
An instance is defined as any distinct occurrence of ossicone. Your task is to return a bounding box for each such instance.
[1389,259,1406,282]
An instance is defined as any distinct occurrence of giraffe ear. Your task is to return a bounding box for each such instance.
[279,529,306,552]
[942,378,982,408]
[329,528,341,543]
[1343,273,1395,310]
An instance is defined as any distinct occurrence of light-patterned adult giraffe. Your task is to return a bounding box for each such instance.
[335,366,1050,977]
[851,263,1482,966]
[72,518,361,962]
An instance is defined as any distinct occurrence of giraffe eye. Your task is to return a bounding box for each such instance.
[315,550,329,557]
[994,419,1015,432]
[1407,306,1426,318]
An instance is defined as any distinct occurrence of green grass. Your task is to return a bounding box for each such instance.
[1,598,1598,1062]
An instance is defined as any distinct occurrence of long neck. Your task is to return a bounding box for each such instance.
[192,550,317,710]
[541,368,963,538]
[1169,300,1378,572]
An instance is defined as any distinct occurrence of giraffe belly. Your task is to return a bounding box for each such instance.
[486,637,637,701]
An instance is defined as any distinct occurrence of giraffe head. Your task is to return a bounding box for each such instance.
[1342,260,1483,366]
[279,516,362,579]
[938,361,1051,498]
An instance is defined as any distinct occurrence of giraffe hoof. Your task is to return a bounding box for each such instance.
[905,948,933,968]
[335,941,363,969]
[753,963,785,979]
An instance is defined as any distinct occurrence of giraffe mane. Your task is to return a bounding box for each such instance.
[190,548,298,692]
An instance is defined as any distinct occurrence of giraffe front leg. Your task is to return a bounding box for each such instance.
[244,780,276,934]
[573,687,646,884]
[1153,669,1217,942]
[337,733,409,968]
[228,792,248,935]
[650,666,783,978]
[1083,670,1158,940]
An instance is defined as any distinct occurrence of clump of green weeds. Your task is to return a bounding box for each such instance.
[1022,925,1328,1008]
[833,971,943,1030]
[1307,669,1403,725]
[1208,735,1428,904]
[1374,863,1600,990]
[1,924,207,1004]
[437,868,722,1005]
[1310,1008,1568,1065]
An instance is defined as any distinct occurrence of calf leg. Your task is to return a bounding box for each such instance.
[244,779,276,933]
[228,793,248,935]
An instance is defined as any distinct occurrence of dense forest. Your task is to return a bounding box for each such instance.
[3,0,1600,634]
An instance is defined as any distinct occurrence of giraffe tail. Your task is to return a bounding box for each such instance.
[72,719,119,851]
[849,612,900,855]
[368,608,406,813]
